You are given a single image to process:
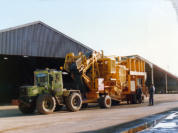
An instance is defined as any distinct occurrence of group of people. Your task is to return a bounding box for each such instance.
[136,84,155,106]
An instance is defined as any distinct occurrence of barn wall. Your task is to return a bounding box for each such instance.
[145,62,178,94]
[167,77,178,92]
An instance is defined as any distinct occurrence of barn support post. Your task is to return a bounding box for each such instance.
[151,65,154,85]
[165,73,168,94]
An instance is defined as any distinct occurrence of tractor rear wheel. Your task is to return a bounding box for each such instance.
[36,94,56,114]
[66,93,82,112]
[99,95,111,108]
[19,102,35,114]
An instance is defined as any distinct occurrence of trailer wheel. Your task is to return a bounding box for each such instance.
[66,93,82,112]
[36,94,56,114]
[99,95,111,108]
[19,102,35,114]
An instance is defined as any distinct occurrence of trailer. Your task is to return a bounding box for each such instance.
[64,51,147,108]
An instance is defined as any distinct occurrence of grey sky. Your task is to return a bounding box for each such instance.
[0,0,178,75]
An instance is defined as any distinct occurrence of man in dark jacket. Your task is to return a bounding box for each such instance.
[149,84,155,105]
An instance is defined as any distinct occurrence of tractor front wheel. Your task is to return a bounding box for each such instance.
[36,94,56,114]
[99,95,111,108]
[66,93,82,112]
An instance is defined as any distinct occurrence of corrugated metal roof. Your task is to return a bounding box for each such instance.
[0,21,93,58]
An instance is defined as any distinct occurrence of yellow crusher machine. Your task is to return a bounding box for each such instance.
[64,51,147,108]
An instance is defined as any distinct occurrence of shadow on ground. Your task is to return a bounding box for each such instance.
[0,103,107,118]
[0,107,38,118]
[0,102,150,119]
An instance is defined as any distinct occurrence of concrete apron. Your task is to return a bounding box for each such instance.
[1,98,178,133]
[85,108,178,133]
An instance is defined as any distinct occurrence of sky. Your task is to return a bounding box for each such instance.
[0,0,178,76]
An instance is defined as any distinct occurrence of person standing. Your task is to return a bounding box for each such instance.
[149,84,155,105]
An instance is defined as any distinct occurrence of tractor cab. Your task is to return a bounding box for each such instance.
[34,69,64,96]
[35,73,49,87]
[19,69,64,98]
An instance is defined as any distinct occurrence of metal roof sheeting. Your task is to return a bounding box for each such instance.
[0,21,92,58]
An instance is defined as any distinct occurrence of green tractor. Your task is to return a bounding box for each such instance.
[18,69,82,114]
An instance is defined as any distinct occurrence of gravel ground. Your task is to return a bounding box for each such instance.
[0,94,178,133]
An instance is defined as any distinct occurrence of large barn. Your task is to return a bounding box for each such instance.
[0,21,92,103]
[0,21,177,103]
